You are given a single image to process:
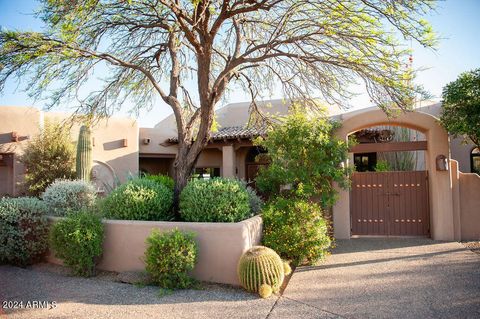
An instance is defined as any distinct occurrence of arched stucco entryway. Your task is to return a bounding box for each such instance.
[332,108,455,241]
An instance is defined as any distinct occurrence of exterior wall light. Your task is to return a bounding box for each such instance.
[436,155,449,171]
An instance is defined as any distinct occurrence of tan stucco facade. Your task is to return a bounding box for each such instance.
[0,106,138,195]
[47,216,263,285]
[451,160,480,240]
[0,107,42,196]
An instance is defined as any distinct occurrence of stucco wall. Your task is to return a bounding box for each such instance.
[47,216,263,285]
[45,113,139,184]
[459,172,480,240]
[0,106,41,196]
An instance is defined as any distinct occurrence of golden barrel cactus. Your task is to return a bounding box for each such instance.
[237,246,285,295]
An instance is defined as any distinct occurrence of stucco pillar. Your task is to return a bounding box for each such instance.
[333,182,351,239]
[450,160,462,241]
[222,145,236,178]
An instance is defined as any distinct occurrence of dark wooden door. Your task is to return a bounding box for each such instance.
[351,171,430,236]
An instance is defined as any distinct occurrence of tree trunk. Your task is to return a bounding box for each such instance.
[172,144,201,219]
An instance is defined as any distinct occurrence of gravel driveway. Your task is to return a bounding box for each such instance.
[1,238,479,319]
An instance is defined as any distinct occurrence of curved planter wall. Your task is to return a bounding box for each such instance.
[47,216,263,285]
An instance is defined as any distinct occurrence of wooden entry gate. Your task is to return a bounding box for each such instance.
[351,171,430,236]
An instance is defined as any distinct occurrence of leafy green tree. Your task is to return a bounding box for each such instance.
[0,0,437,210]
[20,121,75,196]
[440,68,480,148]
[255,109,350,207]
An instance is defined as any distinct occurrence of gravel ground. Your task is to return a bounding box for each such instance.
[2,239,479,319]
[284,238,480,319]
[462,241,480,255]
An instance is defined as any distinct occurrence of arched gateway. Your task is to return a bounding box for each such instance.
[332,108,455,241]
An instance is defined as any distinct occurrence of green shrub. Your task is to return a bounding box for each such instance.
[144,229,198,289]
[42,179,97,216]
[0,197,49,266]
[374,160,391,172]
[101,178,173,221]
[179,178,250,222]
[262,197,331,265]
[49,210,104,276]
[142,174,174,191]
[246,186,264,216]
[20,121,76,196]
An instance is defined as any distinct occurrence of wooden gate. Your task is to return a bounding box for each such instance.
[351,171,430,236]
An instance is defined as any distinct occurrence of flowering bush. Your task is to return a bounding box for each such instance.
[42,179,97,216]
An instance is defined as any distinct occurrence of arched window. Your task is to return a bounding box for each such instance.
[471,148,480,174]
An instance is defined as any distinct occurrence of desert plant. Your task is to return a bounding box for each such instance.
[20,121,75,196]
[42,179,97,216]
[262,197,331,265]
[144,229,198,289]
[259,284,273,299]
[179,178,250,222]
[142,174,175,191]
[101,178,173,221]
[76,125,93,181]
[374,160,391,172]
[237,246,287,297]
[0,197,49,266]
[49,210,104,277]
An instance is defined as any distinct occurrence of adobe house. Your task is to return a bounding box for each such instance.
[139,99,479,241]
[1,100,479,241]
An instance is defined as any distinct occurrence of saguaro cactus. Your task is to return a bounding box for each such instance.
[76,125,92,181]
[237,246,287,297]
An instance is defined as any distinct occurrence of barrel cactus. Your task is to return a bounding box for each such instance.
[76,125,93,182]
[237,246,286,297]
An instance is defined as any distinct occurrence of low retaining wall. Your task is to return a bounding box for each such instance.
[47,216,263,285]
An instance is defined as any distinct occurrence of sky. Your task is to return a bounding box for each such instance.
[0,0,479,128]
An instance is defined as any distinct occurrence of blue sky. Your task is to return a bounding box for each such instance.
[0,0,479,127]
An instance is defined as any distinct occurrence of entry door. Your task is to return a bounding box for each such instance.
[351,171,430,236]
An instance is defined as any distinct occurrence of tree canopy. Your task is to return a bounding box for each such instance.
[440,68,480,148]
[0,0,437,197]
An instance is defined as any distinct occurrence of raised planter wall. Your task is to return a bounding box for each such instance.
[47,216,263,285]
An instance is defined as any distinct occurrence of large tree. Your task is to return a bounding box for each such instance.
[0,0,436,206]
[440,68,480,148]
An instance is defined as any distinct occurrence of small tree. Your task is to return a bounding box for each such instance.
[21,121,75,196]
[255,109,350,208]
[440,68,480,148]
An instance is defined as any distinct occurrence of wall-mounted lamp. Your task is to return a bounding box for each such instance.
[11,131,18,142]
[143,138,151,145]
[122,138,128,147]
[436,155,449,171]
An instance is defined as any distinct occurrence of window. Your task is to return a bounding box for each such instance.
[192,167,220,180]
[471,148,480,174]
[354,152,377,172]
